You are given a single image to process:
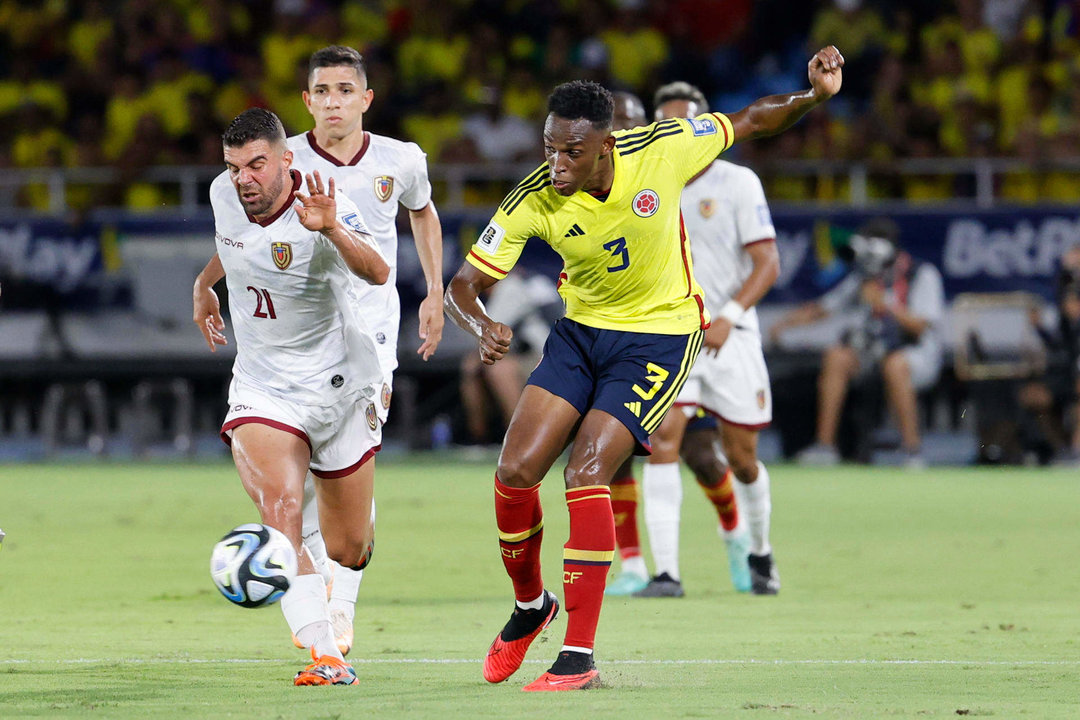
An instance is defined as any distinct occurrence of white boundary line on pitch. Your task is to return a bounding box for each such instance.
[2,658,1079,666]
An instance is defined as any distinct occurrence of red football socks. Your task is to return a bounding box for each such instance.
[562,485,615,650]
[698,468,739,532]
[609,474,641,560]
[494,474,545,603]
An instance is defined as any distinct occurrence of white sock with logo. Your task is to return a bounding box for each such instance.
[642,461,683,580]
[737,462,772,556]
[281,573,341,660]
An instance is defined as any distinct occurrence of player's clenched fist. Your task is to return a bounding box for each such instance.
[808,46,844,99]
[479,322,513,365]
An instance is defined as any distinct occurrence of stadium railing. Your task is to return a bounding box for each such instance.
[5,157,1080,213]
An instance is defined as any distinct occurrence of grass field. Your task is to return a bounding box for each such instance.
[1,457,1078,719]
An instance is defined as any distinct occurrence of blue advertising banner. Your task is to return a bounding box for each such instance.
[768,208,1080,303]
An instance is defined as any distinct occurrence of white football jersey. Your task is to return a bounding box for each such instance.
[681,160,776,336]
[287,130,432,374]
[210,169,385,412]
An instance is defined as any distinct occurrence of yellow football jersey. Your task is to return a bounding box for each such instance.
[466,113,736,334]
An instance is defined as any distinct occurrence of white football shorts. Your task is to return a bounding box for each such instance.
[675,327,772,429]
[221,377,382,478]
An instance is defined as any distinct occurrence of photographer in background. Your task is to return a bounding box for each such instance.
[769,218,945,468]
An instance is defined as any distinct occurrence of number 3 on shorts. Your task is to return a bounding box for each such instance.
[632,362,670,401]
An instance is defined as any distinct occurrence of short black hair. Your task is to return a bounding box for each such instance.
[309,45,366,82]
[653,81,709,113]
[547,80,614,130]
[222,108,286,148]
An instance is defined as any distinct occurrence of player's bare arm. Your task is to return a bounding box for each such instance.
[408,201,445,361]
[727,46,844,143]
[445,263,513,365]
[193,252,228,352]
[294,171,389,285]
[705,240,781,356]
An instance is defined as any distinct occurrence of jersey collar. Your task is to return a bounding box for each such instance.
[305,130,370,166]
[247,170,302,227]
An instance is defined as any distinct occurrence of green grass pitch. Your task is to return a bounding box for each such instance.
[1,458,1078,718]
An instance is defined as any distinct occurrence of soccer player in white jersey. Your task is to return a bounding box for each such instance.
[287,45,445,656]
[635,82,782,597]
[193,108,388,685]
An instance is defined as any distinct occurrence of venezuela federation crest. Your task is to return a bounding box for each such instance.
[271,242,292,270]
[374,175,394,202]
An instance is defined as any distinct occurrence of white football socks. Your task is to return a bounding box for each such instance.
[642,461,683,580]
[620,553,648,580]
[737,462,772,556]
[281,573,341,660]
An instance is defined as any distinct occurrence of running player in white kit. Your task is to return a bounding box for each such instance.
[193,108,388,685]
[637,82,782,597]
[288,46,445,656]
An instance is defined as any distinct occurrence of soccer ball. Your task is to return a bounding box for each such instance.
[210,523,298,608]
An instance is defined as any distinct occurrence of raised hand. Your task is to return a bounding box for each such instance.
[808,46,844,99]
[293,171,337,232]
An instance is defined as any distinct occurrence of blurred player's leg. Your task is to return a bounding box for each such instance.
[635,408,691,598]
[326,497,374,656]
[724,421,778,595]
[605,457,648,595]
[681,421,751,593]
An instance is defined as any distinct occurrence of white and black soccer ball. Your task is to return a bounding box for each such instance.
[210,523,298,609]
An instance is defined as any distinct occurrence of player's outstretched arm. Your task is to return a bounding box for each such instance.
[409,201,445,361]
[193,253,227,352]
[445,263,513,365]
[295,171,389,284]
[726,46,844,144]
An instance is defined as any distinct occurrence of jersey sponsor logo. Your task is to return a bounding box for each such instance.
[271,241,292,270]
[632,189,660,218]
[381,383,392,410]
[366,402,378,430]
[699,199,715,218]
[689,117,717,136]
[342,213,366,233]
[564,223,585,238]
[331,374,344,388]
[624,401,642,417]
[217,232,243,249]
[477,221,506,254]
[373,175,394,202]
[376,332,386,344]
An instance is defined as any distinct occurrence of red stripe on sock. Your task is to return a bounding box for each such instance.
[699,468,739,532]
[495,474,545,603]
[563,486,614,650]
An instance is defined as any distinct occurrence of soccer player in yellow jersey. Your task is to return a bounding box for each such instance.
[445,46,844,692]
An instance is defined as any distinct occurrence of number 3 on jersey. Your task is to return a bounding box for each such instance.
[603,237,629,272]
[632,362,669,401]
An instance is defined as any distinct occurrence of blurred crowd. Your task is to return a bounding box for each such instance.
[4,0,1080,210]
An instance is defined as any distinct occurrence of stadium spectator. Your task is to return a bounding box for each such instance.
[445,47,844,691]
[193,108,387,686]
[771,218,945,469]
[459,270,563,446]
[1017,241,1080,465]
